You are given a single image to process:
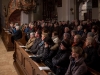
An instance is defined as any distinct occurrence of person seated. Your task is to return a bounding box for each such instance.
[51,40,71,75]
[9,22,16,34]
[25,32,35,49]
[24,24,30,33]
[70,30,77,44]
[30,30,42,54]
[65,46,87,75]
[62,33,70,43]
[64,27,70,34]
[11,25,22,43]
[83,37,99,71]
[41,37,54,62]
[82,28,88,41]
[72,35,83,47]
[77,25,84,36]
[27,23,34,40]
[51,31,60,51]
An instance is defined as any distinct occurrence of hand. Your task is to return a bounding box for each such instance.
[44,42,49,47]
[56,66,60,68]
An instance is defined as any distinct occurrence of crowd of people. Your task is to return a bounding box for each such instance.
[9,19,100,75]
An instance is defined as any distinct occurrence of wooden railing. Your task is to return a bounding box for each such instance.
[13,41,51,75]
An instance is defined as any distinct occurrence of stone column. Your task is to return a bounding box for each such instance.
[92,0,99,19]
[57,0,75,21]
[98,0,100,20]
[21,11,29,24]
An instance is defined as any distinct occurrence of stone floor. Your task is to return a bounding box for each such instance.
[0,37,18,75]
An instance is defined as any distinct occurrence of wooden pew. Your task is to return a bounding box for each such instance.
[88,67,100,75]
[13,41,51,75]
[1,28,14,51]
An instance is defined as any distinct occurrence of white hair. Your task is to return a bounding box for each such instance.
[15,26,20,30]
[30,32,34,35]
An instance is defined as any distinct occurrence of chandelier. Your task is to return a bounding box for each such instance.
[17,0,36,14]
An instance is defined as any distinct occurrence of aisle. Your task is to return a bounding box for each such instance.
[0,37,18,75]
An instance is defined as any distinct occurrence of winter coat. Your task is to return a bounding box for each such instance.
[65,56,87,75]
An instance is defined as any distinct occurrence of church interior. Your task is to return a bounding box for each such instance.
[0,0,100,75]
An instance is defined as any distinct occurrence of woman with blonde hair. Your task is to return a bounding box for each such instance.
[65,46,87,75]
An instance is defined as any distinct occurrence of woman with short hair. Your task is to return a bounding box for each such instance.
[65,46,87,75]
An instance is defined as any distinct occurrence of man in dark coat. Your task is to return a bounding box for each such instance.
[11,26,22,43]
[52,40,71,75]
[30,30,42,54]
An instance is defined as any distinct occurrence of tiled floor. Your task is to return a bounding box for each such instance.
[0,37,18,75]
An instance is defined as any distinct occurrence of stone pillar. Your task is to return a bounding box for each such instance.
[57,0,75,21]
[98,0,100,20]
[21,11,29,24]
[92,0,99,19]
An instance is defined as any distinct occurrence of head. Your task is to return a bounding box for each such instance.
[71,30,77,37]
[52,31,58,37]
[63,33,70,40]
[64,27,70,33]
[91,28,97,33]
[30,24,34,28]
[85,37,94,47]
[30,32,35,38]
[10,22,14,27]
[60,41,69,50]
[77,25,82,31]
[41,33,48,40]
[87,32,94,37]
[15,26,20,30]
[71,46,83,58]
[44,37,54,45]
[35,30,42,38]
[74,35,81,43]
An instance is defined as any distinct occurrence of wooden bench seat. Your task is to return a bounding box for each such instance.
[13,41,51,75]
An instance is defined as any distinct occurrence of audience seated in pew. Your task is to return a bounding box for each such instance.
[10,19,100,74]
[11,25,22,43]
[25,32,35,49]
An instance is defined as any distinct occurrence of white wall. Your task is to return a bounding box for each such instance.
[57,0,74,21]
[21,11,29,24]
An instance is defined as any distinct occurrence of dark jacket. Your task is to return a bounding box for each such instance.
[51,49,71,75]
[13,29,22,40]
[41,45,58,61]
[65,56,87,75]
[30,37,41,54]
[52,49,71,68]
[36,40,45,58]
[84,46,98,68]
